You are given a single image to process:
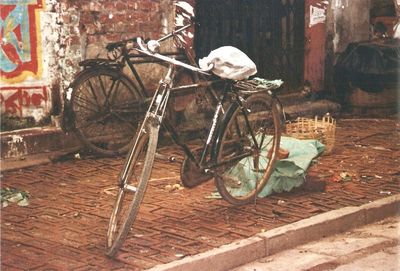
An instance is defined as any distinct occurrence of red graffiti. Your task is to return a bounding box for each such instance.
[0,86,48,116]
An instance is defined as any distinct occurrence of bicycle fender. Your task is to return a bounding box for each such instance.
[61,69,92,132]
[79,58,123,69]
[209,101,239,164]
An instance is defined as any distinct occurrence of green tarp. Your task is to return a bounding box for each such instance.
[259,136,325,197]
[219,136,325,198]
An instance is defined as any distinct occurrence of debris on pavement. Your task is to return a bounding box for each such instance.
[277,200,286,206]
[339,171,352,182]
[379,191,392,195]
[0,187,29,207]
[331,171,353,182]
[165,183,184,192]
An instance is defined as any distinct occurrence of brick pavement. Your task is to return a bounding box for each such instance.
[1,118,399,270]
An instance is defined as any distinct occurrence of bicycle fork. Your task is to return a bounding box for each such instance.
[118,65,175,187]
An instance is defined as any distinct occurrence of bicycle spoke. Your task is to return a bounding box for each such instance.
[75,114,108,130]
[107,79,120,106]
[75,92,99,111]
[98,75,109,105]
[75,103,99,115]
[110,112,137,130]
[261,133,274,150]
[87,78,102,108]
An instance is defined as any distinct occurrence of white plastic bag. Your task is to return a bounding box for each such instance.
[199,46,257,80]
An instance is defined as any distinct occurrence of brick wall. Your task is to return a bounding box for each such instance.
[58,0,173,89]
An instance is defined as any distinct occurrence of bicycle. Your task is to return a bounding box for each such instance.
[105,25,285,257]
[63,23,213,156]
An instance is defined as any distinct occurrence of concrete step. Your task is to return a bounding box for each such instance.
[278,93,341,119]
[1,126,80,160]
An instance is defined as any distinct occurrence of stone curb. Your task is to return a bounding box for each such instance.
[0,126,80,160]
[146,194,400,271]
[0,146,81,172]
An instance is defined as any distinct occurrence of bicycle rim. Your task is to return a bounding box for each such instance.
[106,123,159,257]
[215,94,281,205]
[71,68,144,156]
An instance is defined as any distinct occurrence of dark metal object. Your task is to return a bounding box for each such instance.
[195,0,304,90]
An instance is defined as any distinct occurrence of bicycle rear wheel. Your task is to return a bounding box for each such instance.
[106,121,159,257]
[214,93,281,205]
[70,68,144,156]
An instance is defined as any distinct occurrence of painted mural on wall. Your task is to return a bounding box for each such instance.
[1,0,43,82]
[0,0,50,123]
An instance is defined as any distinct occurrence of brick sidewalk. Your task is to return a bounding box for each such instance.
[1,118,399,270]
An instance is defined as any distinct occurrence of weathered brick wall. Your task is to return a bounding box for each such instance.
[58,0,173,92]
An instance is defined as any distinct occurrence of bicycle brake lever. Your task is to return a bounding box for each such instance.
[137,37,148,52]
[136,37,211,75]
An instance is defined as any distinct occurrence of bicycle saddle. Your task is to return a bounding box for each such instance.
[199,46,257,81]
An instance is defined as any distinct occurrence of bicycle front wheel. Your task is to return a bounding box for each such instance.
[106,122,159,257]
[214,94,281,205]
[70,68,144,156]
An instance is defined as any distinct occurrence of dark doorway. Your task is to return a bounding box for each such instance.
[195,0,305,91]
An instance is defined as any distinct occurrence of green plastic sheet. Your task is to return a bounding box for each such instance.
[218,136,325,198]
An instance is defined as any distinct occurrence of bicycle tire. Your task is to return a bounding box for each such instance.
[214,93,281,205]
[106,121,159,257]
[70,68,144,156]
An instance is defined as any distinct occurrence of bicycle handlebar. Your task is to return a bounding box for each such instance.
[106,23,194,52]
[135,37,212,75]
[105,22,213,75]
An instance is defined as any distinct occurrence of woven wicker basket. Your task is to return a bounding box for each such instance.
[284,115,336,154]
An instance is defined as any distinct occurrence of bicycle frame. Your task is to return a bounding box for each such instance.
[134,58,270,177]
